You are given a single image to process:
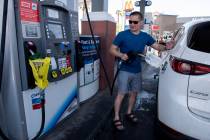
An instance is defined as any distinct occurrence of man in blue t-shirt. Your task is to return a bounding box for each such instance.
[110,11,172,131]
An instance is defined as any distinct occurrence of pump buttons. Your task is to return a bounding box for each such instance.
[52,71,58,78]
[66,66,72,74]
[60,68,66,75]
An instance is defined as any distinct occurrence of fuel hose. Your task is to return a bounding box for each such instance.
[0,0,10,139]
[83,0,112,95]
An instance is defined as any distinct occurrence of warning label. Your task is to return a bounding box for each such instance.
[19,0,40,22]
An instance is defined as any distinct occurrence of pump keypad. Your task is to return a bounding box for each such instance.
[47,42,74,81]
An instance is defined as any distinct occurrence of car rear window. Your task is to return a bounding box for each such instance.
[188,21,210,53]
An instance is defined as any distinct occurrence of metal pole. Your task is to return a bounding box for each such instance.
[140,0,145,21]
[91,0,108,12]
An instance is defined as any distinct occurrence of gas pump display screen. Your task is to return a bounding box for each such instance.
[48,23,63,39]
[47,9,59,19]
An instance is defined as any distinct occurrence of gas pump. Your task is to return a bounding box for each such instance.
[0,0,80,139]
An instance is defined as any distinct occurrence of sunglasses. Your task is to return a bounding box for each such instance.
[129,20,139,24]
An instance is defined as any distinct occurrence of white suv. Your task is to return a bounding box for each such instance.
[156,19,210,140]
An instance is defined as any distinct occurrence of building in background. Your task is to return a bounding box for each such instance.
[177,16,210,28]
[143,12,153,34]
[78,0,130,34]
[124,0,134,30]
[78,0,91,33]
[78,0,210,38]
[116,10,124,33]
[153,14,177,37]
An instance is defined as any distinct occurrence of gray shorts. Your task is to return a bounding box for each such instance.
[117,71,141,94]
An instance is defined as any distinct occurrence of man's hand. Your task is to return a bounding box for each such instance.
[165,40,175,50]
[110,44,128,61]
[120,53,128,61]
[151,40,175,51]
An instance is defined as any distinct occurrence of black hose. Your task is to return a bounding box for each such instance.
[32,91,45,140]
[0,0,8,87]
[110,52,145,95]
[0,129,9,140]
[110,64,121,96]
[31,0,46,139]
[0,0,10,139]
[83,0,112,95]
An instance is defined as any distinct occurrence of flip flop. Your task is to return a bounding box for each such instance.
[113,119,125,131]
[125,112,139,124]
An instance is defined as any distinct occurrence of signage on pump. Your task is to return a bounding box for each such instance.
[20,0,40,22]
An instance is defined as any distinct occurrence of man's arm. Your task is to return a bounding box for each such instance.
[150,42,167,51]
[109,44,128,61]
[151,41,174,51]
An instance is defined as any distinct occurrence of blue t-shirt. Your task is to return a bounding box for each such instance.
[113,30,155,73]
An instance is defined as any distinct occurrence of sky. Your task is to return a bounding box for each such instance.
[145,0,210,17]
[109,0,210,17]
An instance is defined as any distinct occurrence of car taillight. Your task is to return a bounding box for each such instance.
[170,57,210,75]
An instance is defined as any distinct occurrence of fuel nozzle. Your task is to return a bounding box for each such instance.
[125,51,137,64]
[127,51,137,59]
[24,41,41,59]
[26,41,36,55]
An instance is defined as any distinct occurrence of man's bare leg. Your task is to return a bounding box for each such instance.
[114,94,125,120]
[127,92,137,114]
[113,94,125,130]
[126,92,138,123]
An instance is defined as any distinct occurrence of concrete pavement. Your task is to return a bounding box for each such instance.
[40,88,115,140]
[40,61,159,140]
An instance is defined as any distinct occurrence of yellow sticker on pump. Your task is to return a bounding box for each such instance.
[29,57,51,89]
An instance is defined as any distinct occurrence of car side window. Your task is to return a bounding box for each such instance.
[188,21,210,53]
[173,27,184,46]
